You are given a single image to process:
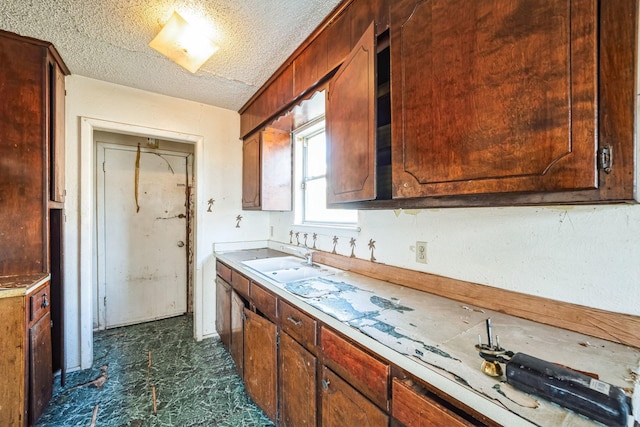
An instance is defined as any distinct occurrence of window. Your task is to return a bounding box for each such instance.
[295,118,358,226]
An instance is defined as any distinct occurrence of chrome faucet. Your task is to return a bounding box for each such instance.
[284,244,314,265]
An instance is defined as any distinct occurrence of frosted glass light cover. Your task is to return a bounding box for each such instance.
[149,11,218,73]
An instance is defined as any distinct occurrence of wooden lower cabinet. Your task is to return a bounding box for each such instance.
[215,263,491,427]
[0,278,53,426]
[215,277,231,349]
[29,311,53,423]
[243,308,278,422]
[230,291,245,378]
[392,378,475,427]
[278,331,317,426]
[321,366,389,427]
[320,326,389,410]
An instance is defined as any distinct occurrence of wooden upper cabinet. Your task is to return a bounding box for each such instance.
[0,30,69,276]
[326,22,377,204]
[242,132,261,209]
[242,127,292,211]
[326,8,353,73]
[48,58,66,203]
[294,30,328,97]
[390,0,599,198]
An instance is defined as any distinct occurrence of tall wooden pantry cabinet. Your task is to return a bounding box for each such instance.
[0,29,69,426]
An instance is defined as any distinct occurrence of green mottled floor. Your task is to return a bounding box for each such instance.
[37,315,273,426]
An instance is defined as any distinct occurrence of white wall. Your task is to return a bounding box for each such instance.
[271,203,640,318]
[64,76,268,370]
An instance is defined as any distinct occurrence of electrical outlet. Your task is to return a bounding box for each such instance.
[416,241,427,264]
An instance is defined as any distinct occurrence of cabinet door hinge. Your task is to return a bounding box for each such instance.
[276,332,280,348]
[599,145,612,173]
[242,312,247,321]
[103,296,107,306]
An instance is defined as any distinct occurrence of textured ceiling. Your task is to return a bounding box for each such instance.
[0,0,341,111]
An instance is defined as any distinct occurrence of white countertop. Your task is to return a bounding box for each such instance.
[215,247,639,427]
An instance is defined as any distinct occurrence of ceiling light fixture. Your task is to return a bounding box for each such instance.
[149,11,218,73]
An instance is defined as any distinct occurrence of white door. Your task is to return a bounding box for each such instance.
[98,144,189,328]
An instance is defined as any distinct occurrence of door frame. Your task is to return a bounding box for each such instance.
[79,117,204,369]
[96,142,191,330]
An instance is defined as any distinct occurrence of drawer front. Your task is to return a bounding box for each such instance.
[216,260,232,282]
[231,269,250,298]
[250,282,277,321]
[30,283,51,322]
[278,299,317,351]
[392,378,474,427]
[320,327,389,410]
[321,366,388,427]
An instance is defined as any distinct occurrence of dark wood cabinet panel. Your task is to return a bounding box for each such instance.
[278,331,317,427]
[294,30,328,97]
[242,128,292,211]
[278,299,317,352]
[215,278,231,349]
[321,366,389,427]
[29,311,52,424]
[0,295,27,425]
[0,30,68,276]
[326,8,353,73]
[327,22,377,203]
[48,59,66,203]
[250,281,277,322]
[215,260,232,283]
[243,308,277,422]
[0,35,47,276]
[390,0,598,198]
[392,378,474,427]
[241,132,261,209]
[320,326,389,410]
[230,290,245,379]
[230,270,250,299]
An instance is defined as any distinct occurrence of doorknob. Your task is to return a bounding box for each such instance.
[177,241,185,247]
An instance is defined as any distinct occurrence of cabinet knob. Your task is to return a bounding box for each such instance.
[41,293,49,308]
[177,241,185,247]
[321,379,331,390]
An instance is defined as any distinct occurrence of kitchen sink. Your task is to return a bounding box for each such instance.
[242,256,340,284]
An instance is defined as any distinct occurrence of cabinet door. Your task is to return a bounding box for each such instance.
[215,278,231,349]
[48,58,66,203]
[243,308,277,421]
[242,132,261,209]
[390,0,597,198]
[260,128,292,211]
[392,378,475,427]
[279,332,317,427]
[321,367,388,427]
[242,128,292,211]
[326,22,377,203]
[0,34,46,275]
[230,291,245,378]
[30,311,52,424]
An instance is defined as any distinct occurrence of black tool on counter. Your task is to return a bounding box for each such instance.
[475,318,631,427]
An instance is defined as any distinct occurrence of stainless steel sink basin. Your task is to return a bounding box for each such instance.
[242,256,340,283]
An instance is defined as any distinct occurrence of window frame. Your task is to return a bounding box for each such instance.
[293,117,358,228]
